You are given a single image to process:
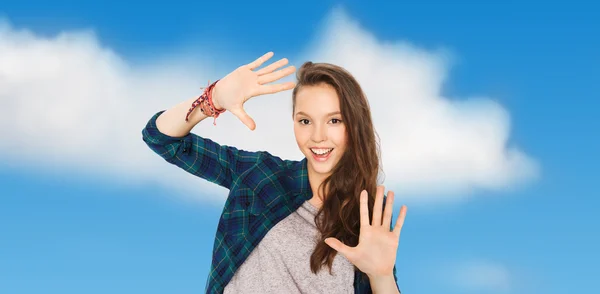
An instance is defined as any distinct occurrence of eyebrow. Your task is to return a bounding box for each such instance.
[295,111,341,117]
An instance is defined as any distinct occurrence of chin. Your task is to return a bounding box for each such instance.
[306,153,338,175]
[310,163,335,175]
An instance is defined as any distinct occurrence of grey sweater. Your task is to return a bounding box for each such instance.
[223,200,355,293]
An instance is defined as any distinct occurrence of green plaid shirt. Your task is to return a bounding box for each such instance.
[142,110,399,293]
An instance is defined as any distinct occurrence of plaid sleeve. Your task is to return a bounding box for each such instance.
[141,110,262,189]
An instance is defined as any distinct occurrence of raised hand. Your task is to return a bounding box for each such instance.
[324,186,407,278]
[211,52,296,130]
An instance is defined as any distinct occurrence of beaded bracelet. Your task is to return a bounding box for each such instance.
[185,79,225,125]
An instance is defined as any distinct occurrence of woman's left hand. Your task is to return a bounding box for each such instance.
[324,186,407,278]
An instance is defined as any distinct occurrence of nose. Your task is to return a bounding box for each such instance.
[310,123,327,143]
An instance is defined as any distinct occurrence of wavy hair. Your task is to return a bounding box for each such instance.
[292,61,383,274]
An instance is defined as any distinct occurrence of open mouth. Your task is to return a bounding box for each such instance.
[310,148,333,156]
[310,148,334,161]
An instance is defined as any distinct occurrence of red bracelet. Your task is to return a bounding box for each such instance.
[185,80,225,125]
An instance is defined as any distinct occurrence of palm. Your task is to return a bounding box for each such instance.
[212,52,296,130]
[325,186,407,277]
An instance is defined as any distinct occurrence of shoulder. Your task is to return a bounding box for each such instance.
[227,152,307,214]
[235,151,307,196]
[251,150,305,176]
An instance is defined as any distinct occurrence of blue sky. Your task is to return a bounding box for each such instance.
[1,1,598,293]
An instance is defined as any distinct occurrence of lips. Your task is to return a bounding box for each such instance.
[309,147,334,163]
[310,148,333,156]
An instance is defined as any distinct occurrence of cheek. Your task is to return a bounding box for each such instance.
[293,125,309,145]
[332,127,347,149]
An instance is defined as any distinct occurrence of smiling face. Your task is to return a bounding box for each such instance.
[293,83,347,178]
[290,61,382,275]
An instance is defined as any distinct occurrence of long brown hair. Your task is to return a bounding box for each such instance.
[292,61,383,275]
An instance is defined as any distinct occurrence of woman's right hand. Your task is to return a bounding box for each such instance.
[211,52,296,131]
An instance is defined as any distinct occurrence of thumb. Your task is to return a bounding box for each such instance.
[324,238,353,258]
[230,107,256,131]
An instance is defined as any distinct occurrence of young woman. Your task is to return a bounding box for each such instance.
[142,52,407,294]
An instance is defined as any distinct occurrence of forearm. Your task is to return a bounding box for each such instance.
[155,94,213,138]
[368,274,400,294]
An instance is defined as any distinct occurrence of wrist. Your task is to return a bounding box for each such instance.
[185,79,224,124]
[367,273,394,282]
[368,273,399,294]
[210,83,223,111]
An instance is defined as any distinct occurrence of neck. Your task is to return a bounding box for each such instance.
[308,167,330,203]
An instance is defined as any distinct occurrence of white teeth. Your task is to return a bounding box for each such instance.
[311,148,333,155]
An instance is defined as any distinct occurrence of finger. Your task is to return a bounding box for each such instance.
[255,81,296,95]
[359,190,370,228]
[392,205,408,237]
[255,57,289,76]
[372,186,385,226]
[382,190,395,229]
[246,52,274,70]
[229,107,256,131]
[257,65,296,85]
[324,238,354,260]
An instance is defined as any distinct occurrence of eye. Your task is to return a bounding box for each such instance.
[330,118,343,124]
[298,119,310,125]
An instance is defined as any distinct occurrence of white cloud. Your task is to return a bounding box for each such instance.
[302,9,539,201]
[440,260,512,293]
[0,8,538,204]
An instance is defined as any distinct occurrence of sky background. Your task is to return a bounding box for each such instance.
[1,1,598,293]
